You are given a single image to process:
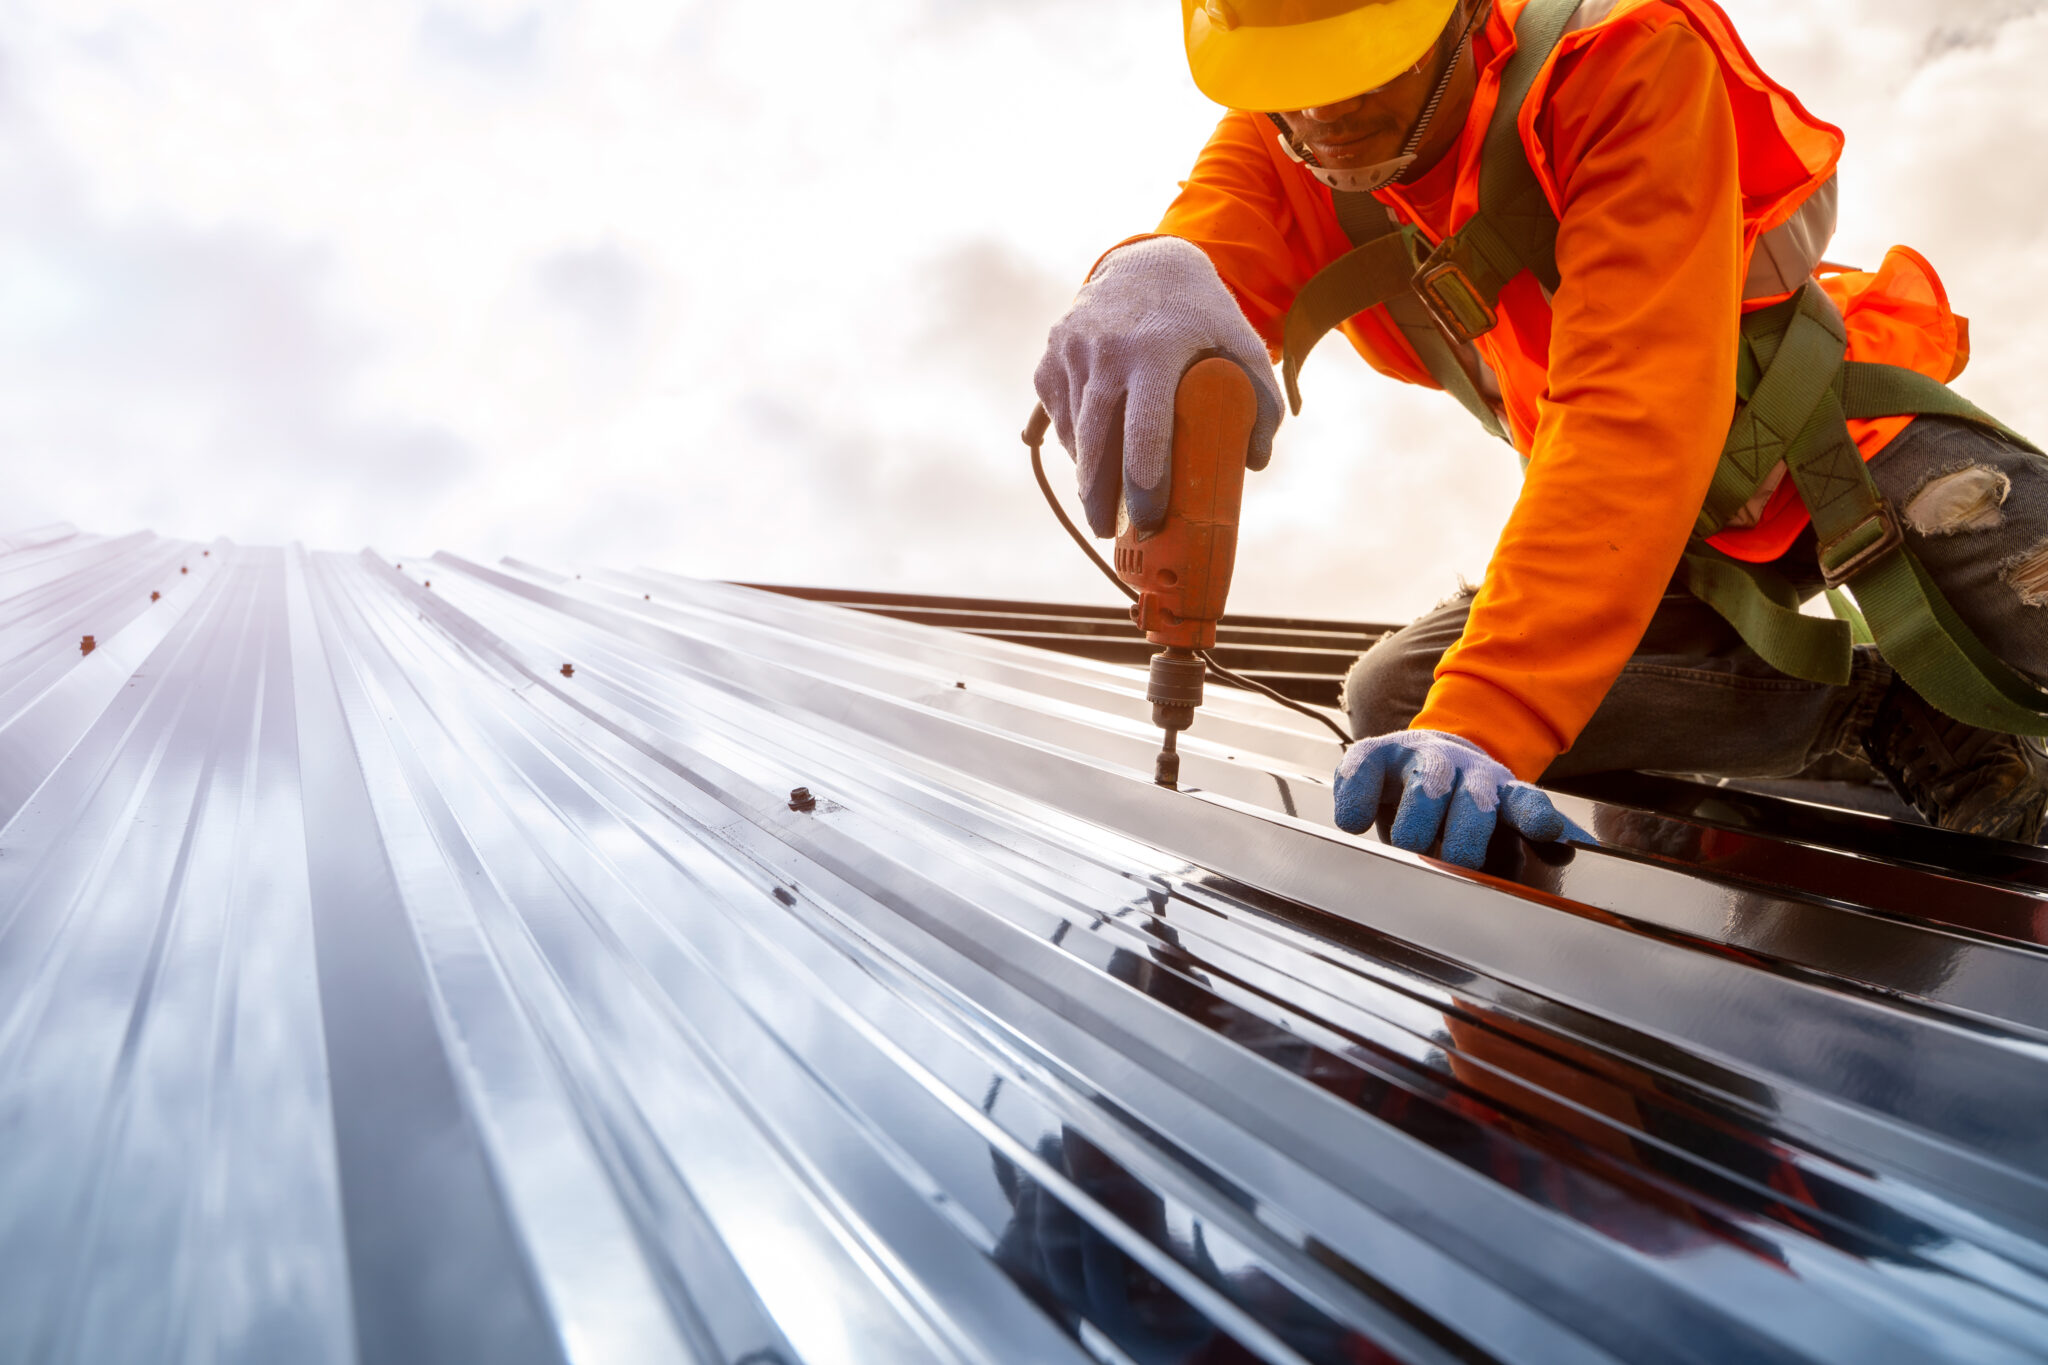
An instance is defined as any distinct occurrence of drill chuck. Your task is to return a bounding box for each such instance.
[1146,649,1206,733]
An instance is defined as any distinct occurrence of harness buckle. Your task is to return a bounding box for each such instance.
[1818,499,1905,589]
[1413,242,1499,346]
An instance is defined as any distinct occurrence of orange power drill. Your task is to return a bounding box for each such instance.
[1117,356,1256,789]
[1023,356,1257,791]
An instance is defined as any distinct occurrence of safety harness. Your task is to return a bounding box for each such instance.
[1280,0,2048,736]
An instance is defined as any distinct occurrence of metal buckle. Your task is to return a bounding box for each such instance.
[1413,242,1499,346]
[1818,500,1904,589]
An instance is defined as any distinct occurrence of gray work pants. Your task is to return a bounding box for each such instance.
[1342,418,2048,780]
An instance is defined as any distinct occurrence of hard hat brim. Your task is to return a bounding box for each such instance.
[1183,0,1462,113]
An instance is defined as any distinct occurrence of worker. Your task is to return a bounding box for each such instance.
[1035,0,2048,867]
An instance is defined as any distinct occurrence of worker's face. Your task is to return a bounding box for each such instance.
[1273,14,1472,171]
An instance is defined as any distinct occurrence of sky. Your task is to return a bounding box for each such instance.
[3,0,2047,622]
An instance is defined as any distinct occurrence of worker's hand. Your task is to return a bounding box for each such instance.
[1332,729,1593,870]
[1034,236,1282,537]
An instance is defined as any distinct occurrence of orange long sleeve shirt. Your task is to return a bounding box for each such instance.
[1152,4,1790,778]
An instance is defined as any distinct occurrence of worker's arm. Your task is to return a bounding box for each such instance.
[1411,14,1744,779]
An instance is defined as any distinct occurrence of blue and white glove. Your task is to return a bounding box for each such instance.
[1033,237,1284,537]
[1333,729,1594,870]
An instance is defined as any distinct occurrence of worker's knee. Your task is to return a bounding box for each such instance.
[1341,631,1441,740]
[1341,584,1474,740]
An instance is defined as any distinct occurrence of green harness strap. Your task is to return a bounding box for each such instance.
[1410,0,1572,325]
[1697,292,2033,540]
[1280,0,1580,438]
[1279,215,1436,408]
[1319,194,1510,442]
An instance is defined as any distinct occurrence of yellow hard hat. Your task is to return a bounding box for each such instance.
[1181,0,1461,113]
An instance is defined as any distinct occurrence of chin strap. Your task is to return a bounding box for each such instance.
[1272,136,1417,195]
[1267,0,1488,194]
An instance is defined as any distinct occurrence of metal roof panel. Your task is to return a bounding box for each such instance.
[5,530,2048,1363]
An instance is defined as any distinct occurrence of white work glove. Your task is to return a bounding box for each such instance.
[1033,237,1283,537]
[1333,730,1594,870]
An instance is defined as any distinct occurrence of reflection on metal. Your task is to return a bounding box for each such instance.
[7,524,2048,1364]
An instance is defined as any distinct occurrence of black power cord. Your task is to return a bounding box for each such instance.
[1024,405,1355,748]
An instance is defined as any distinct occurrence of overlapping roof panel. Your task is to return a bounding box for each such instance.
[5,526,2048,1364]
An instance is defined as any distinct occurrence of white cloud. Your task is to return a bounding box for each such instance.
[2,0,2045,624]
[418,4,548,78]
[0,117,476,545]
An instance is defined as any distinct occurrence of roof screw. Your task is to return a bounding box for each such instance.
[643,594,650,600]
[180,566,188,574]
[424,580,431,588]
[202,550,210,557]
[788,786,817,812]
[80,635,95,656]
[955,681,966,689]
[560,664,575,678]
[150,591,160,602]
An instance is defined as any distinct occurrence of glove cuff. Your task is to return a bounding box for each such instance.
[1091,234,1215,283]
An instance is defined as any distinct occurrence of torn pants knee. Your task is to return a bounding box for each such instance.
[1869,418,2048,684]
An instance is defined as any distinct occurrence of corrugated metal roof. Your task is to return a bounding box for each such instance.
[6,525,2048,1365]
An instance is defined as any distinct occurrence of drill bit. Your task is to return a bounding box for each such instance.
[1154,726,1182,790]
[1147,647,1206,790]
